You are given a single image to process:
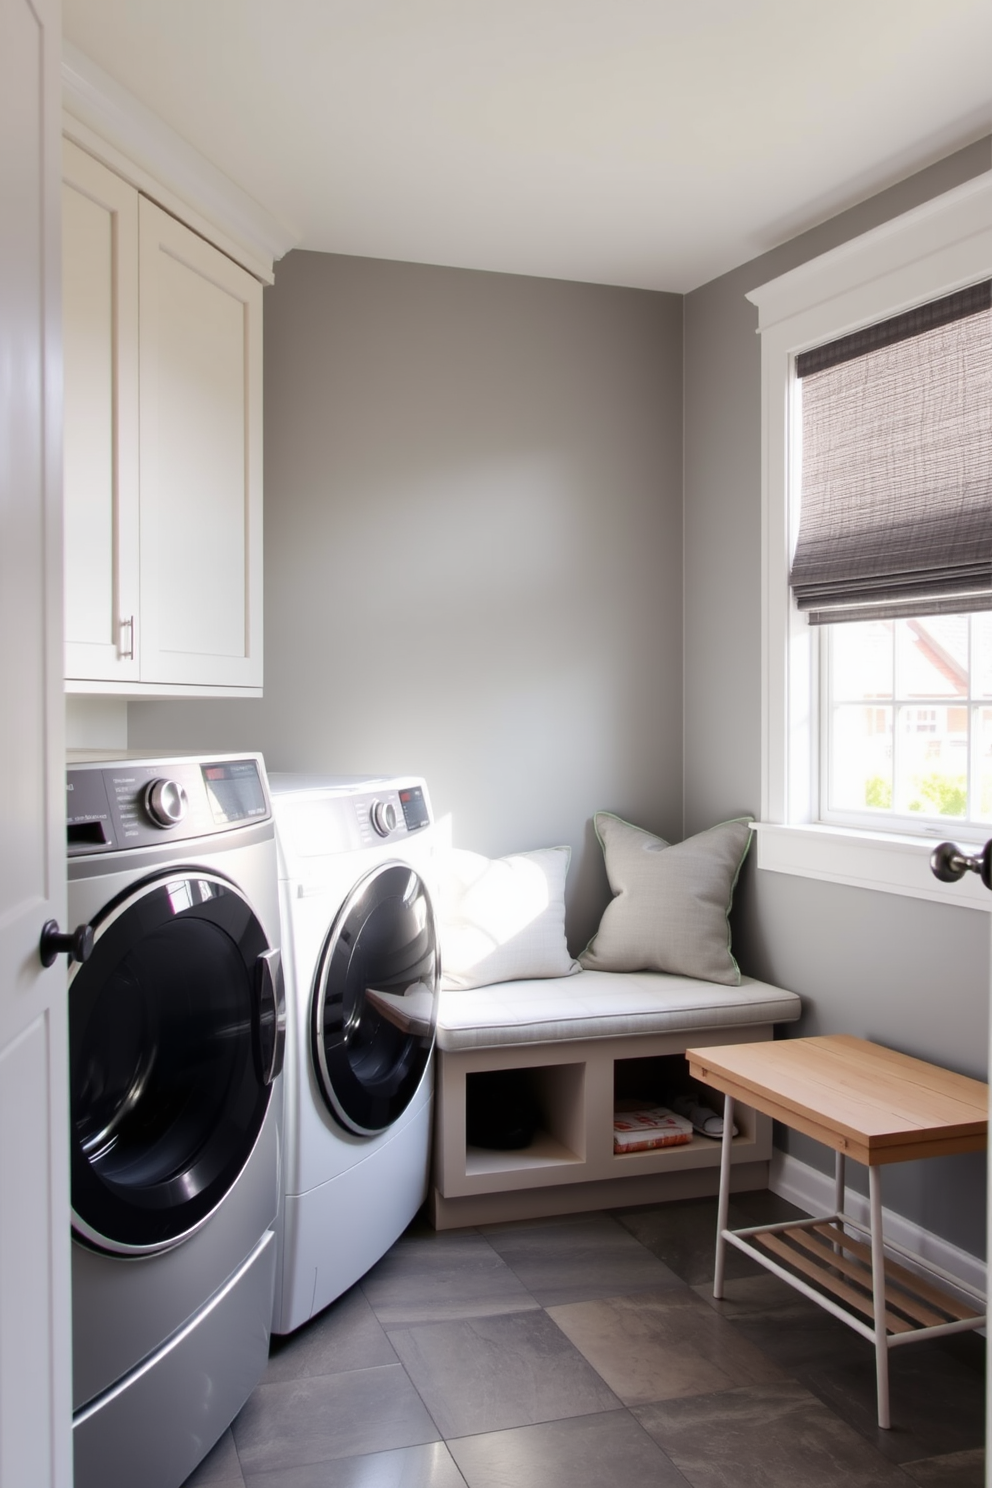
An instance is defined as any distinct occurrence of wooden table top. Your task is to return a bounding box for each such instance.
[686,1034,988,1167]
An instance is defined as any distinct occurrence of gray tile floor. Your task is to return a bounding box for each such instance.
[182,1191,985,1488]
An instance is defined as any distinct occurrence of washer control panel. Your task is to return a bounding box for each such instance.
[144,777,189,829]
[67,756,270,856]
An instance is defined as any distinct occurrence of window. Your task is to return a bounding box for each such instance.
[747,170,992,909]
[796,280,992,836]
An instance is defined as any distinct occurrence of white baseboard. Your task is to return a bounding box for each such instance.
[769,1149,987,1300]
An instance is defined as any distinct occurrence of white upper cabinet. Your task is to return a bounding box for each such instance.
[62,142,264,695]
[138,197,263,690]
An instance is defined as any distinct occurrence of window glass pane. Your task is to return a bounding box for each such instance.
[894,704,968,817]
[974,706,992,823]
[830,620,892,700]
[829,704,893,812]
[895,616,968,699]
[823,611,992,828]
[972,614,992,699]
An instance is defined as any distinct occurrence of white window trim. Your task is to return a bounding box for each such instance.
[747,170,992,912]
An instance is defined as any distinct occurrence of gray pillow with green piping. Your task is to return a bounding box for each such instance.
[579,814,753,986]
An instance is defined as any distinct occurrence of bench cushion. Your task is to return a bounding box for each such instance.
[436,968,801,1052]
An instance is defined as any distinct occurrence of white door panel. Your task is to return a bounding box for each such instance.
[0,0,73,1482]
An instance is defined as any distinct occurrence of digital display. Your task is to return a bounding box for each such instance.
[202,760,267,824]
[399,784,429,831]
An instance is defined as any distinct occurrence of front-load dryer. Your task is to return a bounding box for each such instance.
[268,774,439,1335]
[65,753,286,1488]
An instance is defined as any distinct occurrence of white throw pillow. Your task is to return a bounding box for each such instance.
[579,814,753,986]
[438,846,581,991]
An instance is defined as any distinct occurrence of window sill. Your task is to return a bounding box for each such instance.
[751,822,991,913]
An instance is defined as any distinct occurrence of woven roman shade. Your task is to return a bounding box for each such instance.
[790,280,992,625]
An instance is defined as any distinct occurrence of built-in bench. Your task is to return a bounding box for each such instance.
[429,969,802,1229]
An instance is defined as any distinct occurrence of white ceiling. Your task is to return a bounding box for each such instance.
[63,0,992,293]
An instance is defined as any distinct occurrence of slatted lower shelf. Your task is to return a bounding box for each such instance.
[750,1220,981,1336]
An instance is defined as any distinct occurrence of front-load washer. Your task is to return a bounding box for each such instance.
[268,774,439,1335]
[65,753,286,1488]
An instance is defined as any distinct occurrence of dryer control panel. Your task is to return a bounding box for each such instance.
[268,774,434,861]
[356,784,430,847]
[66,755,271,856]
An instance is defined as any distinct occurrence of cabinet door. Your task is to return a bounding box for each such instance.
[62,139,140,683]
[138,198,263,689]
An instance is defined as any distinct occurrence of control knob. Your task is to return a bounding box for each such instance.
[144,777,189,829]
[370,799,397,837]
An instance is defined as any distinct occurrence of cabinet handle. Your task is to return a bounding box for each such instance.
[120,614,135,660]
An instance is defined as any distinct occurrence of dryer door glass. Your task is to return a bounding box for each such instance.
[311,862,438,1135]
[69,871,273,1255]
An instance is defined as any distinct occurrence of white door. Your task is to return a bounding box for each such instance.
[0,0,73,1483]
[928,847,992,1479]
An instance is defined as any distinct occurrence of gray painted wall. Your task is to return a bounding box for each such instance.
[129,253,684,951]
[130,139,992,1255]
[684,136,992,1255]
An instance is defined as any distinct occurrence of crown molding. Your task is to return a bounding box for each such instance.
[62,41,298,282]
[746,168,992,333]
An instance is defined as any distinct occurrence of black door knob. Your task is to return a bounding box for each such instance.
[39,920,94,968]
[930,841,992,892]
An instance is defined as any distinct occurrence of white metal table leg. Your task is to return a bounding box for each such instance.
[713,1095,735,1299]
[869,1165,890,1429]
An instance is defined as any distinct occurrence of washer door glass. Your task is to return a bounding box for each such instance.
[70,871,274,1255]
[311,862,438,1136]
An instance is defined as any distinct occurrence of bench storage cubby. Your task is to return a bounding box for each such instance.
[430,969,802,1229]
